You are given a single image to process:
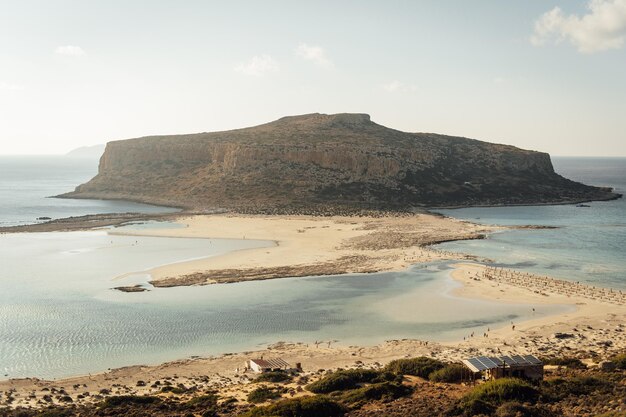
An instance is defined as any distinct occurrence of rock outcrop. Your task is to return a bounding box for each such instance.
[61,113,620,212]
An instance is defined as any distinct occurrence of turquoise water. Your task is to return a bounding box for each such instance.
[434,157,626,289]
[0,156,615,379]
[0,156,179,227]
[0,222,568,379]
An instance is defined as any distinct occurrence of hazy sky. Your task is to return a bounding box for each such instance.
[1,0,625,156]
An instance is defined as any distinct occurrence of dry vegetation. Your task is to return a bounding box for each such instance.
[2,355,625,417]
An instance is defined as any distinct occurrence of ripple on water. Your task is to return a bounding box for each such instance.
[1,232,571,379]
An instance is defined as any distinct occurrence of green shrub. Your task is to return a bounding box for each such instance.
[186,393,219,408]
[247,386,283,403]
[160,385,187,394]
[429,364,466,383]
[222,396,238,405]
[372,371,403,384]
[457,398,495,416]
[463,378,539,407]
[340,382,413,406]
[540,376,609,402]
[494,401,555,417]
[384,357,445,378]
[543,357,586,369]
[101,395,161,408]
[613,353,626,370]
[243,396,345,417]
[306,369,393,393]
[37,409,77,417]
[255,371,293,383]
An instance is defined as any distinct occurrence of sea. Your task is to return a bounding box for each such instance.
[433,157,626,290]
[0,156,623,379]
[0,156,179,227]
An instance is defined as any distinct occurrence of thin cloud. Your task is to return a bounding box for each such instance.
[382,80,416,93]
[55,45,86,56]
[531,0,626,53]
[295,43,333,68]
[234,54,279,76]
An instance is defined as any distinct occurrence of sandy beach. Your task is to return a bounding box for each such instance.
[109,213,495,286]
[2,213,625,409]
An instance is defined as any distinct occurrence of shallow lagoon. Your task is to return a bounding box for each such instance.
[434,157,626,289]
[0,224,569,379]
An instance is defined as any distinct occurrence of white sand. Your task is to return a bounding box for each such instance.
[3,214,625,409]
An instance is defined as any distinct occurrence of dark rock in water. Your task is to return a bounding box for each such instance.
[37,216,52,220]
[114,285,149,293]
[59,113,621,213]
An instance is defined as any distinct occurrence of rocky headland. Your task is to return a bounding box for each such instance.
[59,113,620,213]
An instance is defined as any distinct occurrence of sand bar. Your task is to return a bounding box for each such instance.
[108,213,495,286]
[3,214,626,409]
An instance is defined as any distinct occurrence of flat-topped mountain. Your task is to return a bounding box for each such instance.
[61,113,619,212]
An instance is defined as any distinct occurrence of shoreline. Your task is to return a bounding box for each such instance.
[1,188,621,235]
[426,191,622,210]
[108,213,495,287]
[3,259,625,408]
[2,213,626,408]
[58,183,622,214]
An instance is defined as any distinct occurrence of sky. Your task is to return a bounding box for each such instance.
[0,0,625,156]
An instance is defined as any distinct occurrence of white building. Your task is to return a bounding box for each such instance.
[246,358,292,373]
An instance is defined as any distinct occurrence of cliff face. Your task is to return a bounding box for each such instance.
[63,113,619,212]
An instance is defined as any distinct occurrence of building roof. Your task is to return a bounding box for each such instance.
[250,358,291,369]
[462,355,542,373]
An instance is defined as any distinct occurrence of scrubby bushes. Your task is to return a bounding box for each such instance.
[451,381,541,417]
[429,364,466,383]
[305,369,398,393]
[613,353,626,370]
[160,385,187,394]
[340,381,413,406]
[384,357,445,378]
[456,398,495,416]
[101,395,161,408]
[462,378,539,407]
[540,376,609,401]
[247,386,283,403]
[184,394,220,417]
[186,393,219,408]
[243,396,345,417]
[543,357,586,369]
[494,401,550,417]
[29,409,76,417]
[254,371,293,383]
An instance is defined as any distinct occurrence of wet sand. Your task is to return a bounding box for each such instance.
[108,213,495,286]
[2,214,625,409]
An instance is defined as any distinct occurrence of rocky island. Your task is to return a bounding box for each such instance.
[59,113,620,213]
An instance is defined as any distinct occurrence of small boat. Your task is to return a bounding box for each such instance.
[575,204,590,208]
